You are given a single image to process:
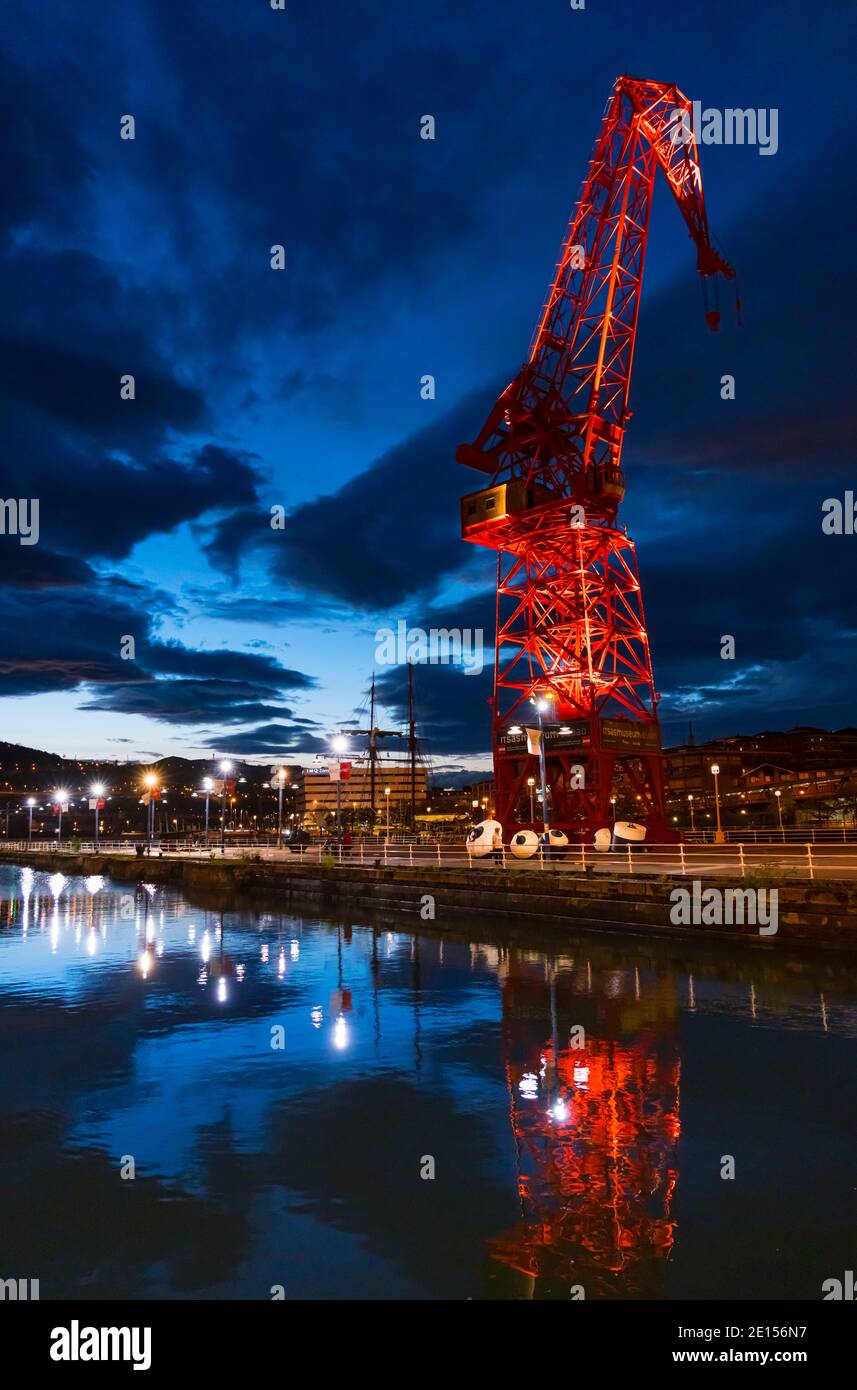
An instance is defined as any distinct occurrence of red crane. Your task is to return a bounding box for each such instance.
[459,76,735,840]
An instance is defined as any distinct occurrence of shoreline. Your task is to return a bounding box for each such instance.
[3,848,857,951]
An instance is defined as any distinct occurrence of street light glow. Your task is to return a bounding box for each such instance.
[710,763,720,776]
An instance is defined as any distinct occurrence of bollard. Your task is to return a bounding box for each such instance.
[679,843,686,877]
[806,843,814,881]
[738,843,745,878]
[437,843,441,866]
[580,841,586,871]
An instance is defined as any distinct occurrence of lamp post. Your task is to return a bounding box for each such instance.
[531,694,553,833]
[219,767,231,850]
[26,797,35,844]
[202,777,213,846]
[774,788,784,840]
[273,767,289,848]
[91,783,105,848]
[688,793,696,831]
[710,764,724,844]
[54,790,68,845]
[143,773,157,845]
[331,736,348,836]
[610,795,617,825]
[385,787,391,838]
[527,776,536,825]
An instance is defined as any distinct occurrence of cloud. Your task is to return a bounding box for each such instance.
[198,721,329,756]
[80,681,299,727]
[267,388,498,609]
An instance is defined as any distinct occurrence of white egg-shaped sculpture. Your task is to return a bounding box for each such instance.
[466,819,503,858]
[545,829,568,848]
[593,827,612,853]
[510,829,539,859]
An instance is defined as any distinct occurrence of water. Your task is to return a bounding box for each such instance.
[0,863,855,1301]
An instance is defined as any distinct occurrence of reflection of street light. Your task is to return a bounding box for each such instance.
[527,776,536,825]
[688,793,696,831]
[774,788,784,839]
[710,764,724,844]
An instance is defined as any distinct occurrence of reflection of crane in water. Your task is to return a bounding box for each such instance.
[489,950,681,1299]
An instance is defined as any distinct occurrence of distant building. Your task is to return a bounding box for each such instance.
[665,727,857,826]
[467,778,496,817]
[444,728,857,830]
[296,762,427,827]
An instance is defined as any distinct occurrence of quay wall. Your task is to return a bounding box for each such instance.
[2,849,857,950]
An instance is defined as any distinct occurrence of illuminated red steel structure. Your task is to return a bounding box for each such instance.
[459,76,735,836]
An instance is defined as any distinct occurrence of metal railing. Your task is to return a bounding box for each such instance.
[684,826,857,844]
[4,838,857,880]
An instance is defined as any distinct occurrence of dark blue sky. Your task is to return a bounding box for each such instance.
[1,0,854,773]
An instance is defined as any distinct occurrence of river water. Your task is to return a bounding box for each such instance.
[0,863,854,1300]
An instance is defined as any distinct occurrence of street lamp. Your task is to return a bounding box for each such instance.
[610,795,617,824]
[219,760,233,854]
[385,786,391,838]
[710,764,724,844]
[331,735,349,836]
[272,767,289,848]
[90,783,105,848]
[26,797,36,844]
[526,776,536,825]
[688,793,696,831]
[53,789,68,844]
[202,777,213,845]
[143,773,157,845]
[530,694,553,833]
[774,788,784,839]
